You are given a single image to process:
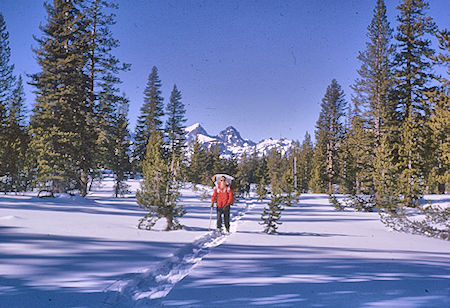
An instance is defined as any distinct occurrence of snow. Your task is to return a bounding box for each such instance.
[185,123,202,133]
[196,134,218,144]
[0,179,449,307]
[256,137,293,155]
[185,123,292,158]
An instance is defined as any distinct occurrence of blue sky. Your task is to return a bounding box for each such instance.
[0,0,448,142]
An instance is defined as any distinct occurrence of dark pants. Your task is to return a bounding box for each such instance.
[217,206,230,231]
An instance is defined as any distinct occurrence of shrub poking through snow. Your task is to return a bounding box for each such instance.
[343,194,376,212]
[380,205,450,240]
[329,194,345,211]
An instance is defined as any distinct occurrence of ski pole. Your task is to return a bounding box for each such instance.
[208,205,213,231]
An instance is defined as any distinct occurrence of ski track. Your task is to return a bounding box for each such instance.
[103,199,256,307]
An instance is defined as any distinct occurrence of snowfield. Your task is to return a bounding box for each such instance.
[0,178,449,308]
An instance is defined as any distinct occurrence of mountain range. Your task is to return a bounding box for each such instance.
[185,123,294,158]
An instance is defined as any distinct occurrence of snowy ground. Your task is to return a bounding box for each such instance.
[0,178,449,308]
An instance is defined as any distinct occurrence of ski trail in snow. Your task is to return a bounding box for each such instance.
[103,199,256,307]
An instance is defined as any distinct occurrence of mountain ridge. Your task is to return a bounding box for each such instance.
[185,123,293,157]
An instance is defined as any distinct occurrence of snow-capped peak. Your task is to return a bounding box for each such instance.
[185,123,203,134]
[185,123,213,143]
[184,123,293,158]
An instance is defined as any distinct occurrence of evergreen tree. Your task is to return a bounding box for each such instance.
[106,97,131,197]
[311,80,347,194]
[266,147,283,195]
[236,152,254,195]
[221,155,238,183]
[210,143,222,176]
[341,0,395,207]
[427,29,449,194]
[352,0,394,147]
[298,132,313,193]
[4,76,29,192]
[392,0,436,206]
[247,150,260,184]
[0,12,16,180]
[133,66,164,171]
[310,135,328,193]
[280,159,296,206]
[256,176,268,201]
[82,0,130,176]
[260,194,283,234]
[29,0,95,196]
[165,84,187,163]
[254,153,267,184]
[340,103,362,195]
[136,130,185,230]
[188,136,207,185]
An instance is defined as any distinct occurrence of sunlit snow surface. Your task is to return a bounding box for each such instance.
[0,178,449,307]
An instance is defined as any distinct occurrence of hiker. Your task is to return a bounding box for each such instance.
[211,175,234,233]
[243,182,250,198]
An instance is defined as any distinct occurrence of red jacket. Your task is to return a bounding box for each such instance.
[211,185,233,207]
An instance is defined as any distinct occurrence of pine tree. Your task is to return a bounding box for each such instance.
[222,155,238,181]
[426,29,449,194]
[254,154,268,185]
[392,0,437,206]
[352,0,394,146]
[311,80,347,194]
[133,66,164,171]
[29,0,95,196]
[266,147,283,195]
[165,84,187,164]
[346,0,396,207]
[106,97,131,197]
[82,0,130,177]
[281,160,296,206]
[236,152,254,195]
[136,130,185,230]
[210,143,222,177]
[260,194,283,234]
[0,12,16,181]
[247,150,260,184]
[256,176,268,201]
[340,103,363,195]
[4,76,29,192]
[188,136,207,185]
[298,132,313,193]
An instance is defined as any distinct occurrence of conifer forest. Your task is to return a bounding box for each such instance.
[0,0,448,238]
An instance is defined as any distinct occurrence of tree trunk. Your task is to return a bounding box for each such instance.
[165,216,173,231]
[80,171,88,197]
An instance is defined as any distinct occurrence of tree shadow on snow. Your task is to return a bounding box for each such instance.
[0,229,184,308]
[160,243,450,308]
